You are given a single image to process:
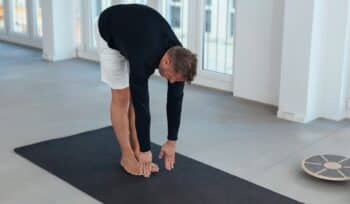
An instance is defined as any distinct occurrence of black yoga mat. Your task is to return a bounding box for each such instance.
[14,126,303,204]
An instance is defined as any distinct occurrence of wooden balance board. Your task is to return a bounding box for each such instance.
[302,154,350,181]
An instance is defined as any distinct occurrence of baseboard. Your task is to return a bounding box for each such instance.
[0,35,41,49]
[277,110,315,123]
[77,49,99,62]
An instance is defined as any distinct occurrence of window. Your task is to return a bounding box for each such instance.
[205,0,212,33]
[228,0,235,37]
[11,0,28,34]
[33,0,42,37]
[0,0,4,30]
[170,6,181,28]
[205,10,211,33]
[203,0,235,74]
[91,0,110,21]
[163,0,188,46]
[0,0,43,47]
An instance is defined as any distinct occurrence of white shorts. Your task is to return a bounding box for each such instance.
[94,20,130,90]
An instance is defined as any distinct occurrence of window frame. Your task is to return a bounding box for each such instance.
[0,0,6,32]
[228,0,236,38]
[161,0,189,46]
[32,0,42,39]
[8,0,29,37]
[167,0,182,29]
[204,0,212,34]
[189,0,235,91]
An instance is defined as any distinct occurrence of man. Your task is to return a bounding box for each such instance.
[95,4,197,178]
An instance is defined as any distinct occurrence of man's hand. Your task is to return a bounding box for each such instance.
[138,151,152,178]
[158,140,176,171]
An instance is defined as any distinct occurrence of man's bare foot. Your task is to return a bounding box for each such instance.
[120,152,142,176]
[134,150,159,173]
[150,163,160,173]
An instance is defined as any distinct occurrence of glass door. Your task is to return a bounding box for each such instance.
[0,0,5,31]
[32,0,42,38]
[162,0,188,46]
[0,0,43,48]
[10,0,28,35]
[202,0,235,75]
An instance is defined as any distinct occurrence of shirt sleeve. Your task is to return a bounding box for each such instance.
[166,80,185,141]
[129,71,151,152]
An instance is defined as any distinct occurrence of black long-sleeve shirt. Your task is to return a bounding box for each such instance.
[98,4,184,152]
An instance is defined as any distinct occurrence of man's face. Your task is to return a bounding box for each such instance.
[159,54,185,84]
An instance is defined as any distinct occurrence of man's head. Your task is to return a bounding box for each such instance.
[158,46,198,84]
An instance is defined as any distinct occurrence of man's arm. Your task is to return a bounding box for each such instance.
[129,73,151,152]
[166,80,185,141]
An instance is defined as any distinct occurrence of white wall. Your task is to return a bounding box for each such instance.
[235,0,350,122]
[233,0,284,106]
[346,1,350,118]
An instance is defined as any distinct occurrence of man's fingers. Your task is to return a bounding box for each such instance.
[145,163,152,178]
[163,154,176,171]
[173,155,175,167]
[164,157,168,170]
[166,157,172,171]
[170,155,175,169]
[158,150,164,159]
[141,162,151,178]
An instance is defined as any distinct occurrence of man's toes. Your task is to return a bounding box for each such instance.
[143,167,152,178]
[151,163,159,173]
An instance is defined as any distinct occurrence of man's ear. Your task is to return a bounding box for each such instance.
[165,53,171,65]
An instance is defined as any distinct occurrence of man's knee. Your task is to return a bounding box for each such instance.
[111,87,130,111]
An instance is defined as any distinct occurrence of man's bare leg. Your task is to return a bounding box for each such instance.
[111,88,142,176]
[128,100,159,173]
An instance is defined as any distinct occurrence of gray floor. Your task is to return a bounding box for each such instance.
[1,42,350,204]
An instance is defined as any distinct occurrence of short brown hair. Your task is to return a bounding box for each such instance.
[168,46,198,83]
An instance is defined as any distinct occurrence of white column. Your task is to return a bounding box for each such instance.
[317,0,350,120]
[41,0,76,61]
[278,0,317,123]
